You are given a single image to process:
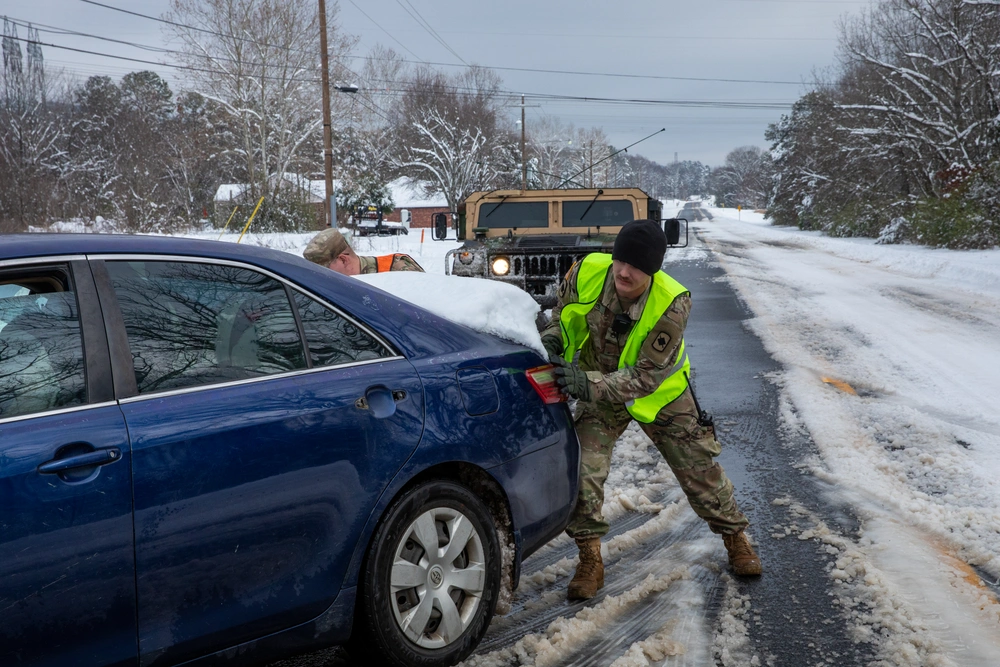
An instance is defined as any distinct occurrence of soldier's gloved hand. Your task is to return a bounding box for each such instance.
[552,358,592,402]
[541,335,564,364]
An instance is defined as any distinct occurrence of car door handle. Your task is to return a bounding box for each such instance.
[355,389,407,410]
[355,387,406,418]
[38,447,122,475]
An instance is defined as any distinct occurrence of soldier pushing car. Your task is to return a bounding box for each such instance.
[541,219,762,600]
[303,228,423,275]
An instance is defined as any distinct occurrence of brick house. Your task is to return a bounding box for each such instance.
[383,177,450,229]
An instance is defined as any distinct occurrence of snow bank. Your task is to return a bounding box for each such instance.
[356,272,544,357]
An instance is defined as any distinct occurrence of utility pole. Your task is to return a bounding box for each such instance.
[588,141,593,188]
[318,0,334,227]
[520,95,527,192]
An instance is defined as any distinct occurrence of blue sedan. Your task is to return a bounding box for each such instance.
[0,234,579,667]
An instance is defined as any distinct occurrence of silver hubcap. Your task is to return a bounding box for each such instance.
[389,506,487,649]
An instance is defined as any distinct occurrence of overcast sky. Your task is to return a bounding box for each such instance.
[5,0,871,166]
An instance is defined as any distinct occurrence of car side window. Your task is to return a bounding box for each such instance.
[0,269,87,419]
[106,261,307,394]
[292,292,392,368]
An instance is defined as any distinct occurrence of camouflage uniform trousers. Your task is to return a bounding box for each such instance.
[566,387,749,539]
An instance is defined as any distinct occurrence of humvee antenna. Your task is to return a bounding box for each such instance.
[555,128,665,189]
[578,189,605,221]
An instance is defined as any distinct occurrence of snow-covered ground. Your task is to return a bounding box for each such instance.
[683,209,1000,666]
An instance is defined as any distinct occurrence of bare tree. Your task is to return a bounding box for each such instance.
[566,127,612,189]
[166,0,357,230]
[0,23,67,230]
[336,45,408,203]
[527,115,575,188]
[393,66,516,212]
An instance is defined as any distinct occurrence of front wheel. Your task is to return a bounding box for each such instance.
[351,481,500,667]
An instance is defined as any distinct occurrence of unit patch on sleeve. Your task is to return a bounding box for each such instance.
[651,331,671,353]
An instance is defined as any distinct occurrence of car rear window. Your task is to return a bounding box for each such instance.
[0,268,87,419]
[106,260,307,394]
[292,292,391,368]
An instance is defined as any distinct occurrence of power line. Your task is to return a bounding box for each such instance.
[2,27,394,122]
[422,61,810,86]
[79,0,233,42]
[4,17,807,113]
[34,13,945,119]
[393,0,467,65]
[345,0,425,63]
[6,15,396,122]
[75,0,812,87]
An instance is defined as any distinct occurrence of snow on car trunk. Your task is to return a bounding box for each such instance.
[356,272,546,357]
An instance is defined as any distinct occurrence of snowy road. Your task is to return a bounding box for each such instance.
[695,213,1000,666]
[269,213,1000,667]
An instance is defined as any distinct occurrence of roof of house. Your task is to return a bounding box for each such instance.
[388,177,448,209]
[213,175,447,208]
[214,174,341,203]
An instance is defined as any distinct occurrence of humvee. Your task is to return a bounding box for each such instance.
[446,188,684,308]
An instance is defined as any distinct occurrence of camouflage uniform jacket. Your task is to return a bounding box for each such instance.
[542,260,692,405]
[358,254,424,274]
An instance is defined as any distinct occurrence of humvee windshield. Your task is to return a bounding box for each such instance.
[461,187,660,240]
[479,201,548,228]
[562,200,634,227]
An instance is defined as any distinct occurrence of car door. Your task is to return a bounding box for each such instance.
[91,257,423,666]
[0,260,136,667]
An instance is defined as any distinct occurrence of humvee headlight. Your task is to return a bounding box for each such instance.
[492,257,511,276]
[459,251,474,265]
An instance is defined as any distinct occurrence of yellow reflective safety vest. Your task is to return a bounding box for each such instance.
[559,253,691,423]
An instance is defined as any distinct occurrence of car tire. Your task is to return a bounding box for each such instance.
[350,481,500,667]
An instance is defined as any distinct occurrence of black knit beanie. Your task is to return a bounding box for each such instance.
[612,219,667,275]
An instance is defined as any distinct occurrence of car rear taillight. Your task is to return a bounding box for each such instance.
[526,364,567,404]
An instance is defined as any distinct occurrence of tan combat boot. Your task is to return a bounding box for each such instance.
[723,531,762,576]
[568,537,604,600]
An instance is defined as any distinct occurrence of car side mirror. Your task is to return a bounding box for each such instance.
[433,213,449,240]
[663,218,681,245]
[659,217,688,247]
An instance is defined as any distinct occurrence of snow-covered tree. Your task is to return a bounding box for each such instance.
[837,0,1000,195]
[709,146,774,209]
[767,0,1000,247]
[166,0,357,230]
[526,116,576,188]
[65,75,126,224]
[163,91,236,222]
[393,67,516,212]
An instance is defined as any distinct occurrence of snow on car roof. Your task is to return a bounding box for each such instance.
[356,271,544,356]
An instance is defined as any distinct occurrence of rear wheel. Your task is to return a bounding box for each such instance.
[351,481,500,667]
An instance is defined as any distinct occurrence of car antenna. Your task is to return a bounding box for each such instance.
[555,128,665,190]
